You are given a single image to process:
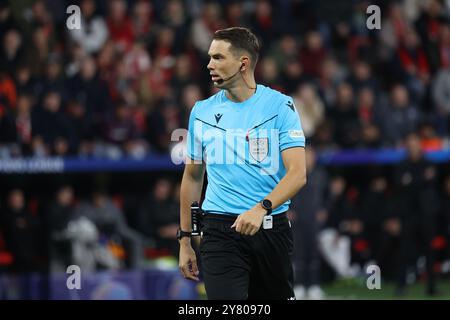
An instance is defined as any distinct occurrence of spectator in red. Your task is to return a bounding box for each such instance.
[97,40,116,85]
[148,27,176,78]
[131,0,154,41]
[300,31,328,78]
[249,0,278,51]
[0,67,16,109]
[357,87,382,148]
[123,40,151,81]
[417,121,443,151]
[394,27,430,102]
[396,28,430,83]
[107,0,135,53]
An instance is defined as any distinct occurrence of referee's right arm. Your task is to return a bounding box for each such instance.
[179,160,205,281]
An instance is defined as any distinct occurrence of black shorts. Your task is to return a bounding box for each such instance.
[199,212,295,300]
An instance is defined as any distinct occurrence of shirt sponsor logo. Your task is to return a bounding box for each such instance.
[288,130,304,138]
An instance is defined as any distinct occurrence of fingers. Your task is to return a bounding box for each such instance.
[246,225,259,236]
[235,219,248,234]
[235,219,242,233]
[231,216,239,229]
[233,219,259,236]
[179,260,199,281]
[191,259,200,278]
[240,223,252,235]
[232,215,261,236]
[248,226,258,236]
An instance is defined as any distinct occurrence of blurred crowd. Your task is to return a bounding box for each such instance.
[0,177,181,273]
[0,133,449,298]
[290,134,450,297]
[0,0,450,158]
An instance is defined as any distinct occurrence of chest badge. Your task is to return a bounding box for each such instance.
[249,138,269,162]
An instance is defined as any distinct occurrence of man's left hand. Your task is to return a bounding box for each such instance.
[231,205,267,236]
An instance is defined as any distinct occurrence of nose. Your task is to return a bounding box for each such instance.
[207,59,214,71]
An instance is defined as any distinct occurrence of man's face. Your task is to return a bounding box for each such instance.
[207,40,242,89]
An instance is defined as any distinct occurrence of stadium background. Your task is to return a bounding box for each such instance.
[0,0,450,299]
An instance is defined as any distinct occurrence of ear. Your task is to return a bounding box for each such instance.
[240,56,250,71]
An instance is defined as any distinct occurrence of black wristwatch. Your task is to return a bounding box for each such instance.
[176,228,192,240]
[260,199,273,215]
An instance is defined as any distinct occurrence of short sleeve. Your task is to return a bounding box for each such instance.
[278,97,306,151]
[186,103,203,161]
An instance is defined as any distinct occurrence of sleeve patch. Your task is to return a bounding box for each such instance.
[288,129,304,138]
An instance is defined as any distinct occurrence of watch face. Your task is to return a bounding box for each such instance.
[262,199,272,209]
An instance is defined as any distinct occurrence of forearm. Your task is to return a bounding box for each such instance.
[265,169,307,211]
[180,169,204,233]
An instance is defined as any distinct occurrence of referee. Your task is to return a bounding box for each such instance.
[178,27,307,300]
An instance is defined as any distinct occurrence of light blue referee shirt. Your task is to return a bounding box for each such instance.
[187,84,305,215]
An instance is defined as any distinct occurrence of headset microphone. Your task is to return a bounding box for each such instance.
[215,63,244,84]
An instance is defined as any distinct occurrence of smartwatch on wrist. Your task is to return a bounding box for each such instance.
[176,228,192,240]
[260,199,273,215]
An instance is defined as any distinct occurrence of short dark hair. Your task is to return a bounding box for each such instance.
[213,27,260,69]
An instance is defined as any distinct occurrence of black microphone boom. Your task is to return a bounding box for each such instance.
[214,64,256,90]
[216,67,242,84]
